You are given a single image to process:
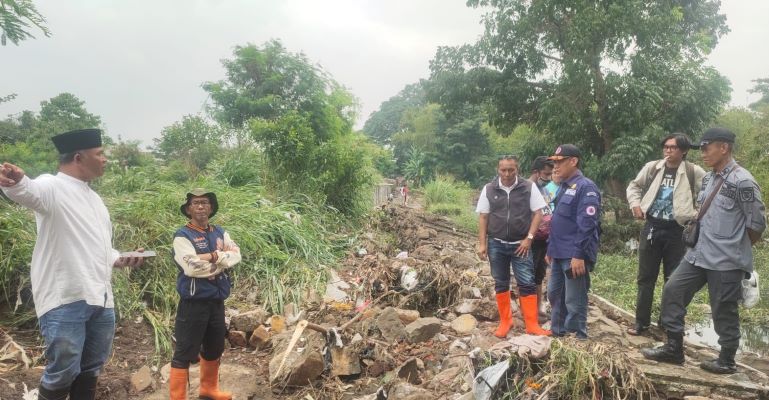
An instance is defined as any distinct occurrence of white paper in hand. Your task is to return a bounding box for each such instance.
[120,250,156,258]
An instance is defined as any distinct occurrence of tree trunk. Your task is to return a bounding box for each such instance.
[590,55,625,198]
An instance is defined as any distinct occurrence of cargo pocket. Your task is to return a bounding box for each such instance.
[719,270,744,303]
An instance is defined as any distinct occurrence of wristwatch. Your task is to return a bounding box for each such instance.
[527,233,534,240]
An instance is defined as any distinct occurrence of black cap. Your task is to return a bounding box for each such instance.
[51,128,103,154]
[180,188,219,218]
[531,156,554,171]
[698,127,736,147]
[548,144,581,160]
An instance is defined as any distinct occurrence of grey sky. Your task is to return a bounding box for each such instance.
[1,0,767,146]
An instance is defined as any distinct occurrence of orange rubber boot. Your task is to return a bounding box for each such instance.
[169,367,188,400]
[521,294,552,336]
[494,291,514,338]
[198,357,232,400]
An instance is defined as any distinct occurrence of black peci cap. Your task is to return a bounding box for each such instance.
[51,128,103,154]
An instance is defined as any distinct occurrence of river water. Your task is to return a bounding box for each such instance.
[686,320,769,356]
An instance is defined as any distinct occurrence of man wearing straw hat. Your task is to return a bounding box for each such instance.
[0,128,145,400]
[169,189,241,400]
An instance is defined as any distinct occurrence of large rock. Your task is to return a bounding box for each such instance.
[269,350,324,387]
[268,315,287,334]
[471,300,501,321]
[388,381,435,400]
[450,314,477,335]
[269,330,325,387]
[405,317,442,343]
[416,227,431,240]
[376,307,407,342]
[395,358,422,384]
[228,330,247,348]
[412,245,439,260]
[394,308,420,324]
[331,346,361,377]
[450,252,477,269]
[230,308,269,332]
[248,325,270,349]
[130,365,153,393]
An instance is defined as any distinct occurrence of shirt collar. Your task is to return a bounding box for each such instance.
[56,171,90,187]
[498,176,518,190]
[716,159,738,177]
[562,170,584,187]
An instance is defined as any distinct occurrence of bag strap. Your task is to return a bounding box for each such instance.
[696,166,740,221]
[685,161,696,206]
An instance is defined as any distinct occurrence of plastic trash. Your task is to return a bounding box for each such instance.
[400,265,418,291]
[741,271,759,308]
[472,360,510,400]
[395,251,409,259]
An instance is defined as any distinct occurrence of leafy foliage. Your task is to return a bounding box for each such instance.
[0,0,50,46]
[362,82,425,145]
[427,0,732,193]
[152,115,223,175]
[204,40,373,215]
[0,93,105,176]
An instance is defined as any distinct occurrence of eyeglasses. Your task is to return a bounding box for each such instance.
[663,145,679,151]
[191,200,211,206]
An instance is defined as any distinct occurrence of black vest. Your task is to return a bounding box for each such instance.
[485,177,533,242]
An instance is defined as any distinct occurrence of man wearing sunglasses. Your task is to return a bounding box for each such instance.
[626,133,705,336]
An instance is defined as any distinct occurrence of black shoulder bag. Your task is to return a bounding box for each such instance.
[682,167,737,247]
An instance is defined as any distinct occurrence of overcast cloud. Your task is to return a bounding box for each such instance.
[1,0,767,145]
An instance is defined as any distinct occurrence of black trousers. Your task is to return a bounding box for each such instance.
[531,239,548,286]
[660,259,743,349]
[172,299,226,368]
[634,220,685,328]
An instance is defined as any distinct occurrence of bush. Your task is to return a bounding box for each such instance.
[1,168,346,362]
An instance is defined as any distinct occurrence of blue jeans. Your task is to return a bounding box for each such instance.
[38,300,115,390]
[487,239,537,295]
[548,258,591,338]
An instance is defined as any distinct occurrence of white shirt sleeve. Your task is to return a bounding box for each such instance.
[214,231,241,269]
[1,175,54,214]
[529,185,547,211]
[476,186,490,214]
[173,236,227,278]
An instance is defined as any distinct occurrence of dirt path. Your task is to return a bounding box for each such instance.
[2,204,768,399]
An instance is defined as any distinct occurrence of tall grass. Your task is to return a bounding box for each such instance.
[0,165,345,362]
[423,175,478,233]
[593,246,769,326]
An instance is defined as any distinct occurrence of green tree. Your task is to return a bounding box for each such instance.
[204,40,372,215]
[0,0,50,45]
[749,78,769,111]
[153,115,222,173]
[362,82,425,145]
[0,93,105,176]
[428,0,731,194]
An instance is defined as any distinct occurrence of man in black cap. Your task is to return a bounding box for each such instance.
[0,128,145,399]
[169,189,241,400]
[642,127,766,374]
[546,144,602,339]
